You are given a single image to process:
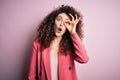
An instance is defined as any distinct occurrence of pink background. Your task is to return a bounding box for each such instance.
[0,0,120,80]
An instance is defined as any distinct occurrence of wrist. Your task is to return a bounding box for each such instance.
[70,28,76,34]
[71,31,75,34]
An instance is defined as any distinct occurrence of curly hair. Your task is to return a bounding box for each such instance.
[36,5,84,55]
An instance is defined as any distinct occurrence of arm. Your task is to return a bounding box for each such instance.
[64,13,89,63]
[28,41,38,80]
[71,32,89,63]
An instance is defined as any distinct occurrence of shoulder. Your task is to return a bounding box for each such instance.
[32,40,41,48]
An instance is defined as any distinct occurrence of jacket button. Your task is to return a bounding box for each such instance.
[69,66,71,70]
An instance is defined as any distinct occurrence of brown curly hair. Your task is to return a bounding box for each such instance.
[36,5,84,55]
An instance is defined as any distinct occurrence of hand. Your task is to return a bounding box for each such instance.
[64,14,80,34]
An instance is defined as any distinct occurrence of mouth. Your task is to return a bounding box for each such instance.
[58,28,62,31]
[56,27,62,33]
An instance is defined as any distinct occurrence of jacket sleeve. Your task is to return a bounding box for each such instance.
[70,32,89,63]
[28,41,38,80]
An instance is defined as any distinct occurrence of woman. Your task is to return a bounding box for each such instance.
[28,5,89,80]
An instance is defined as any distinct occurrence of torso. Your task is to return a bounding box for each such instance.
[50,36,62,80]
[50,43,59,80]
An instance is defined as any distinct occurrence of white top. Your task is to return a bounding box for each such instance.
[50,51,58,80]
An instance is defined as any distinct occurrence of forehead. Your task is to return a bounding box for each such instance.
[57,13,70,19]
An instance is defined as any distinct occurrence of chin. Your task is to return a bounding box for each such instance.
[55,33,64,37]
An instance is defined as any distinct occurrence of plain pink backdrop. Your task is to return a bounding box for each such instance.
[0,0,120,80]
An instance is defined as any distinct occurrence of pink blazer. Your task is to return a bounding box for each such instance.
[28,32,89,80]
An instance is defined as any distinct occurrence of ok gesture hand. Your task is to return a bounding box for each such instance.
[64,14,80,34]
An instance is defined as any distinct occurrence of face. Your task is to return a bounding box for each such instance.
[54,13,70,37]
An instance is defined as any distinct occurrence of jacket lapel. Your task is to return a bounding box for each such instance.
[43,47,51,80]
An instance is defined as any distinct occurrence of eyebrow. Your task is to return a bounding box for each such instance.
[57,16,62,19]
[57,16,70,20]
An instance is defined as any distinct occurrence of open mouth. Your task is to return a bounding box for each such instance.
[58,28,62,31]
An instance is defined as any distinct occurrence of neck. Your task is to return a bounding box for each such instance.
[51,36,62,47]
[54,36,62,43]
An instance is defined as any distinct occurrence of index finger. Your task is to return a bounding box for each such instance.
[69,13,74,21]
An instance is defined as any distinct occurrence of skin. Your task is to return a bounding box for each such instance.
[51,13,80,53]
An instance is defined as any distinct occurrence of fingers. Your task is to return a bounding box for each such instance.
[69,13,80,23]
[64,13,80,27]
[69,13,74,21]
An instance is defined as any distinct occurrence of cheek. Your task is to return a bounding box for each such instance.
[63,27,67,33]
[54,22,57,30]
[55,20,59,27]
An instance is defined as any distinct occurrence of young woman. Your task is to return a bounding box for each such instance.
[28,5,89,80]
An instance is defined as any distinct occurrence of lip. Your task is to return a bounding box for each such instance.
[57,28,62,33]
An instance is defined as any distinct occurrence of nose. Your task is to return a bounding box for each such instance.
[60,21,64,26]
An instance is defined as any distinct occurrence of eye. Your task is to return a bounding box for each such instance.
[56,17,61,21]
[65,21,70,25]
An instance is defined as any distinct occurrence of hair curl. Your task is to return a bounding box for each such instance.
[36,5,84,55]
